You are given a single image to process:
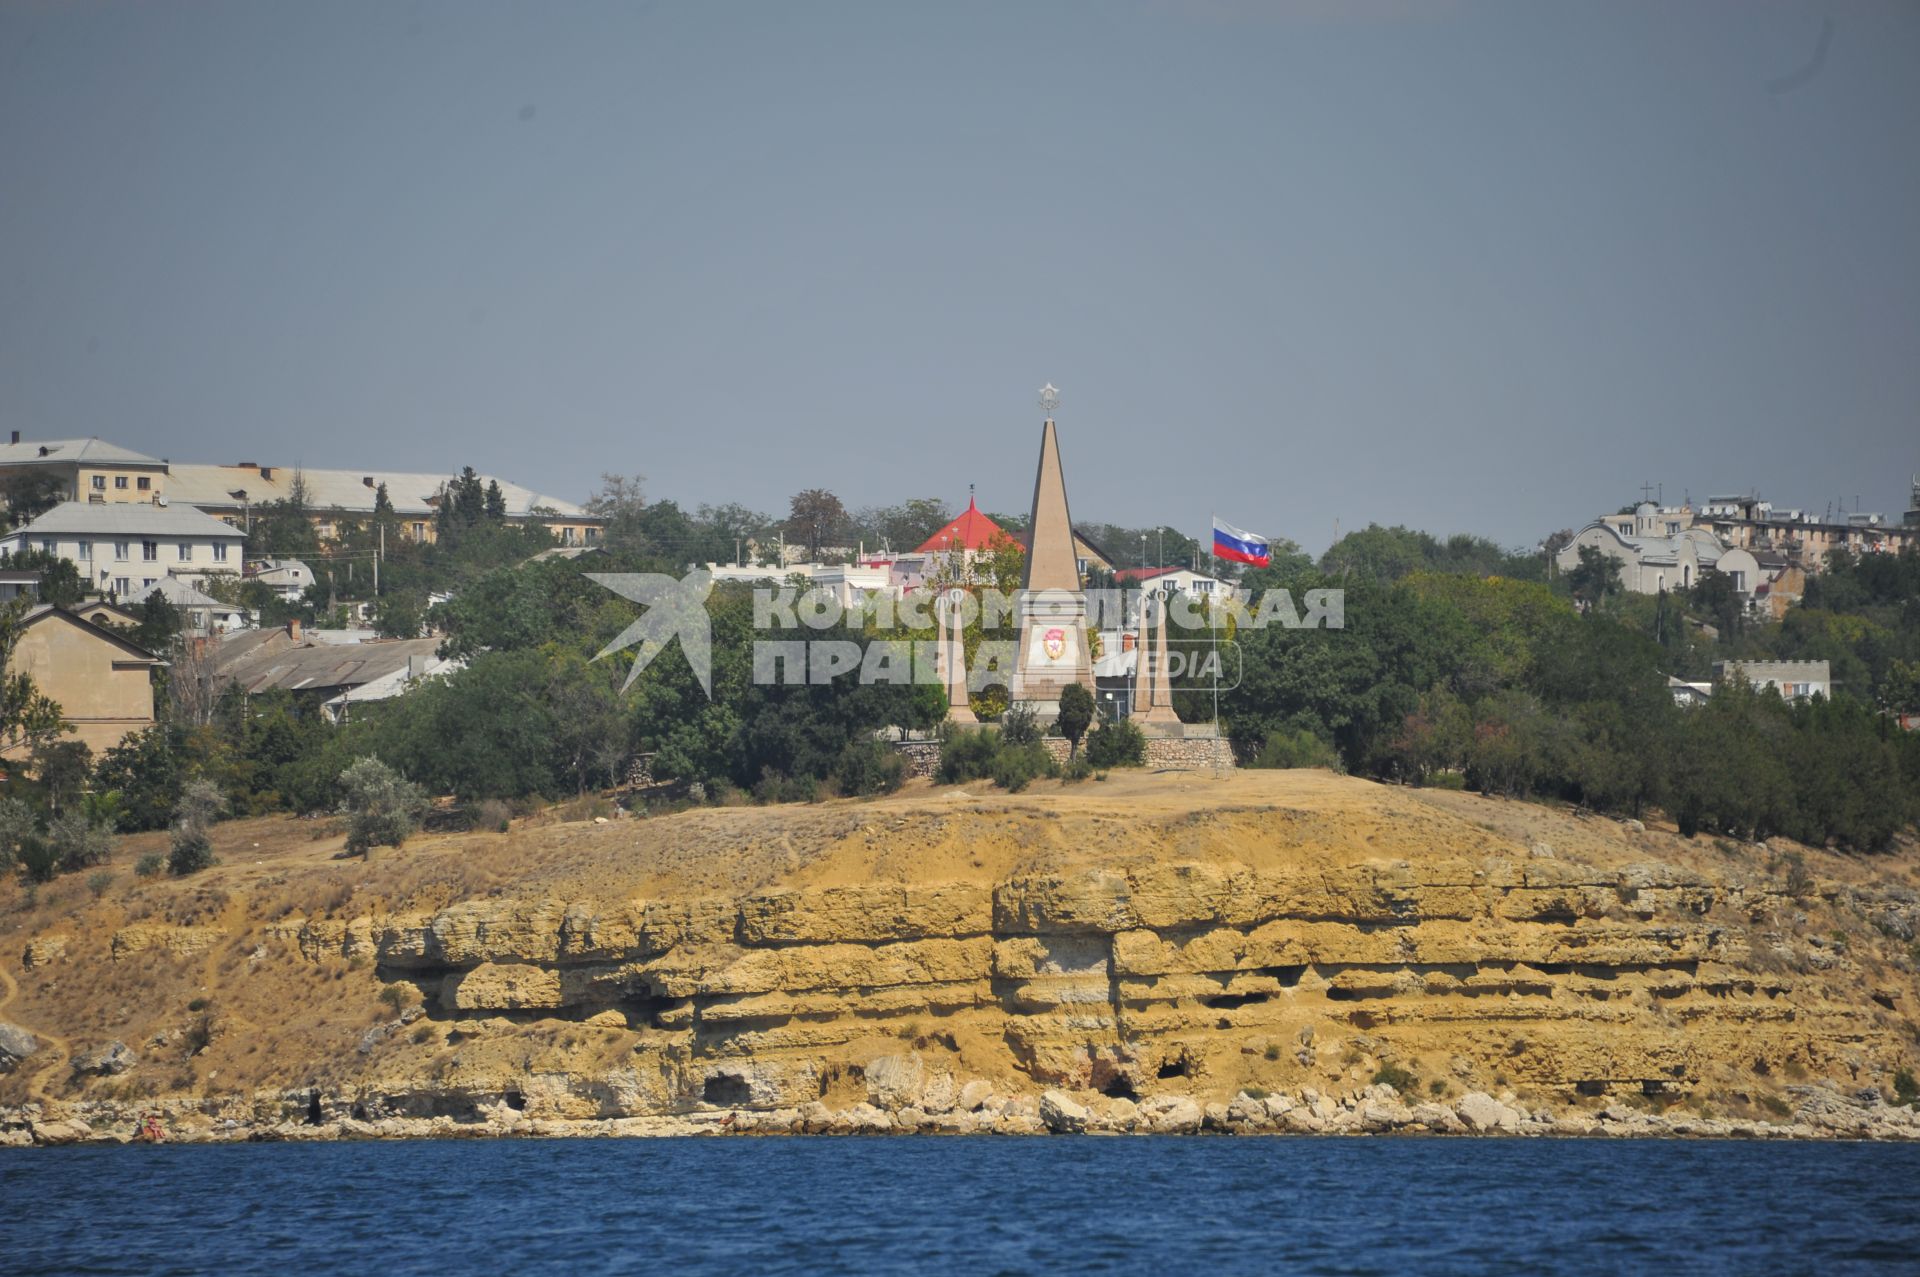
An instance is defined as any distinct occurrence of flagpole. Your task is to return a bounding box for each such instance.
[1210,513,1220,730]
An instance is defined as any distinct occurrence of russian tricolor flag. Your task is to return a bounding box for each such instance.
[1213,518,1270,568]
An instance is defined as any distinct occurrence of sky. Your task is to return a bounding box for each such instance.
[2,1,1916,554]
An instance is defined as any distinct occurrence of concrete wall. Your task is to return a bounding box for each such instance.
[893,732,1234,778]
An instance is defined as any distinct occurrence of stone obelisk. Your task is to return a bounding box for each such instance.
[1131,590,1178,725]
[1142,589,1180,724]
[1012,385,1094,715]
[942,587,976,723]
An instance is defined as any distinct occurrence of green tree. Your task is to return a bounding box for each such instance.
[339,756,429,855]
[0,597,67,754]
[1056,683,1093,757]
[1,471,66,529]
[785,488,852,560]
[371,591,424,639]
[1566,545,1622,611]
[132,590,183,652]
[168,777,227,875]
[0,548,86,605]
[29,738,91,814]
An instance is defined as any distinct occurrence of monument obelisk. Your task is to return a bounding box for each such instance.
[1012,384,1094,715]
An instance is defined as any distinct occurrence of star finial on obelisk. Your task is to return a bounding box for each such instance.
[1038,384,1060,418]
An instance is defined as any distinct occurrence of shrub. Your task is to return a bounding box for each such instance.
[463,798,512,833]
[937,727,1003,785]
[86,870,114,899]
[168,829,214,877]
[833,738,907,798]
[339,757,429,856]
[135,851,165,878]
[1000,701,1042,747]
[1895,1068,1919,1108]
[1254,727,1340,770]
[168,777,228,876]
[1372,1063,1417,1093]
[1085,718,1147,769]
[49,810,113,873]
[0,797,37,870]
[1061,755,1094,783]
[17,833,59,884]
[990,740,1057,793]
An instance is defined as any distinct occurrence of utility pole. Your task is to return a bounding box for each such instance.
[375,522,382,596]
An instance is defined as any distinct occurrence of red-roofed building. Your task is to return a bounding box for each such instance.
[913,495,1010,555]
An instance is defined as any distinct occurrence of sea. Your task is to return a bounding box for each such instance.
[2,1137,1916,1275]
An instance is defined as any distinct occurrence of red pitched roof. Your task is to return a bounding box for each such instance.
[914,496,1009,554]
[1112,566,1181,583]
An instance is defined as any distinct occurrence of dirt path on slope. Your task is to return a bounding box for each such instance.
[0,958,72,1108]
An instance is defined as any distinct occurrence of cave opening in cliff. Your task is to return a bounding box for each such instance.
[703,1074,754,1107]
[1200,991,1272,1010]
[1156,1058,1189,1080]
[305,1091,323,1125]
[1099,1075,1138,1100]
[503,1090,527,1111]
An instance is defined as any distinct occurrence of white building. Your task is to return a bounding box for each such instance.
[1712,659,1831,702]
[1113,566,1231,596]
[0,501,247,600]
[248,557,313,601]
[1556,503,1727,595]
[134,576,254,634]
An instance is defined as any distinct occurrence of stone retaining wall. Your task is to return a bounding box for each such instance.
[892,732,1233,775]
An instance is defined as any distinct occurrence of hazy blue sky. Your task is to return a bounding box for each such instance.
[3,1,1916,552]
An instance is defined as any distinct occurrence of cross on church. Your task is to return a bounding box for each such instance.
[1640,480,1657,503]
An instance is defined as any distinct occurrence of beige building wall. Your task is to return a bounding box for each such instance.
[4,611,159,757]
[74,465,166,504]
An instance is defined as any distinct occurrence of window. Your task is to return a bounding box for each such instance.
[90,475,105,490]
[142,578,155,589]
[115,475,128,489]
[39,538,54,554]
[114,577,129,595]
[114,540,129,561]
[212,542,228,563]
[142,540,158,561]
[177,543,192,562]
[137,477,151,491]
[77,540,91,560]
[411,522,426,539]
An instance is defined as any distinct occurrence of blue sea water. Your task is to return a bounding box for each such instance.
[3,1137,1916,1275]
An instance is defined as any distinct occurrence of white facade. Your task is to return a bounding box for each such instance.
[1712,660,1831,701]
[248,558,313,601]
[0,501,246,601]
[1555,504,1726,596]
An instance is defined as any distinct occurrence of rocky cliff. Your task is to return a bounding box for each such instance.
[4,771,1919,1143]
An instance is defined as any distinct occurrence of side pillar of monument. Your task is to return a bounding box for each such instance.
[943,587,976,724]
[1128,602,1152,724]
[1137,588,1181,725]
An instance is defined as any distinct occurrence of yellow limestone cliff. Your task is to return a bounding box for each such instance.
[3,771,1919,1141]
